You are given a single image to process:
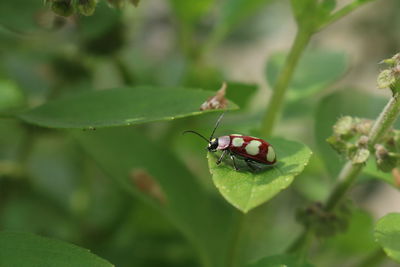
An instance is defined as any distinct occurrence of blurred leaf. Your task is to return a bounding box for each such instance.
[0,79,25,112]
[221,82,258,109]
[27,135,81,210]
[325,210,378,254]
[266,50,347,101]
[0,231,113,267]
[18,87,238,129]
[315,90,392,179]
[374,213,400,263]
[73,127,235,267]
[247,254,314,267]
[78,1,121,41]
[0,0,44,33]
[363,159,400,189]
[208,138,312,213]
[169,0,214,25]
[207,0,273,47]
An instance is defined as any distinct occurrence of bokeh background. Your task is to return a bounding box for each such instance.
[1,0,400,266]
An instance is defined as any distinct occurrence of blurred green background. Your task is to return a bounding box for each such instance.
[1,0,400,266]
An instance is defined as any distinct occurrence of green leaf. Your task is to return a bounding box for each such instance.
[374,213,400,263]
[0,231,113,267]
[247,254,314,267]
[208,138,312,213]
[168,0,214,25]
[18,87,237,129]
[363,159,400,189]
[325,209,378,254]
[73,127,236,267]
[207,0,273,47]
[266,50,347,102]
[0,0,43,33]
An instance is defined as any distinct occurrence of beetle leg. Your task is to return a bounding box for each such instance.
[245,159,257,171]
[216,150,227,165]
[229,153,239,171]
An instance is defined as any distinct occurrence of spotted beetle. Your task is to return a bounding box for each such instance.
[184,114,276,171]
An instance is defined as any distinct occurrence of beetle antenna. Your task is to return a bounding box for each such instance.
[182,130,209,143]
[209,112,225,140]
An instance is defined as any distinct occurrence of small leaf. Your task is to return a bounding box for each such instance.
[0,231,113,267]
[247,254,314,267]
[266,50,347,102]
[208,138,312,213]
[374,213,400,263]
[18,87,238,129]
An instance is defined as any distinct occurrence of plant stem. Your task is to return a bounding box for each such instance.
[227,212,246,267]
[368,93,400,148]
[287,91,400,253]
[260,29,311,137]
[287,228,313,258]
[326,93,400,210]
[325,161,363,211]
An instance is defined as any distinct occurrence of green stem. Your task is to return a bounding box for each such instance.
[227,212,246,267]
[326,93,400,211]
[260,29,311,137]
[286,228,313,258]
[287,90,400,253]
[325,161,363,211]
[368,93,400,148]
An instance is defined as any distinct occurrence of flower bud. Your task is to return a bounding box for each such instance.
[107,0,126,8]
[375,144,399,172]
[333,116,354,138]
[75,0,97,16]
[351,148,370,164]
[51,0,74,17]
[377,69,396,89]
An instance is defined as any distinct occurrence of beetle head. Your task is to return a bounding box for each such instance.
[208,138,219,152]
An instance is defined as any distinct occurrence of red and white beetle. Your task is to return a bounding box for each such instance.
[184,114,276,171]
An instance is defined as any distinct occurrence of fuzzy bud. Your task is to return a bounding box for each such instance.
[378,53,400,93]
[333,116,354,138]
[107,0,126,8]
[375,144,399,172]
[351,148,370,164]
[75,0,97,16]
[51,0,74,17]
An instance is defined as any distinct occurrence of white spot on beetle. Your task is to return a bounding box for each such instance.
[266,146,276,162]
[232,137,244,147]
[245,140,261,155]
[231,134,242,136]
